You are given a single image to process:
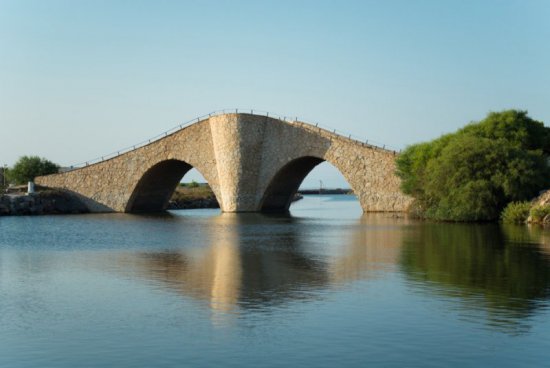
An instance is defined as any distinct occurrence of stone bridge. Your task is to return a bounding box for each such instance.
[36,113,412,213]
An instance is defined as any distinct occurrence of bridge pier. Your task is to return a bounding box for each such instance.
[209,113,267,212]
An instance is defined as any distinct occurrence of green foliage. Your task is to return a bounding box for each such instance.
[171,184,215,201]
[7,156,59,184]
[179,180,200,188]
[501,202,532,224]
[396,110,550,221]
[529,205,550,223]
[458,110,550,153]
[1,167,8,189]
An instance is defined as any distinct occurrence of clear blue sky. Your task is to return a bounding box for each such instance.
[1,0,549,188]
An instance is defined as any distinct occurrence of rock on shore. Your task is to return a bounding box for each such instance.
[167,197,220,210]
[0,186,305,215]
[0,190,89,216]
[524,190,550,225]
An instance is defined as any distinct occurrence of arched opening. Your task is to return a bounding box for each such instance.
[170,168,219,211]
[299,161,354,191]
[260,156,324,212]
[126,160,217,213]
[260,157,358,213]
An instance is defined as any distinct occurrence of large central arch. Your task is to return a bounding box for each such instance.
[260,156,324,212]
[126,160,194,212]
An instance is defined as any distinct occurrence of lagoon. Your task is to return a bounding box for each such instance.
[1,195,550,367]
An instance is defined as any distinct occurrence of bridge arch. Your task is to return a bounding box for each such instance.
[125,159,222,213]
[260,156,357,213]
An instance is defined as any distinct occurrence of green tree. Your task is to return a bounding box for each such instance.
[7,156,59,184]
[396,110,550,221]
[1,167,8,189]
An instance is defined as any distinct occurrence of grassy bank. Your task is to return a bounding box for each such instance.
[171,184,216,202]
[169,184,219,209]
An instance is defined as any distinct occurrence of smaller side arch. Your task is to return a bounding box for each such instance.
[125,159,193,212]
[260,156,324,213]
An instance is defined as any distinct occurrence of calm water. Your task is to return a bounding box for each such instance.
[1,195,550,367]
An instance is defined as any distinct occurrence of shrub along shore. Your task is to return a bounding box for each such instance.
[501,190,550,225]
[396,110,550,222]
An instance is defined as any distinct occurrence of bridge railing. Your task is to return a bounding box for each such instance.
[66,109,401,170]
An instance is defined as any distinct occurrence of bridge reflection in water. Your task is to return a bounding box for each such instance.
[112,213,407,321]
[107,212,550,332]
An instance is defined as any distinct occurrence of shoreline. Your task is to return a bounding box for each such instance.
[0,188,312,216]
[0,190,89,216]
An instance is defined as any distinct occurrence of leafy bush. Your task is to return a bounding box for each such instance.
[529,205,550,223]
[501,202,531,223]
[396,110,550,221]
[7,156,59,184]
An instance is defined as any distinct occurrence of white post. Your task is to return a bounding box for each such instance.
[27,181,35,194]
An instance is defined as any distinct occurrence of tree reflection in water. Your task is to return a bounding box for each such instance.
[400,222,550,333]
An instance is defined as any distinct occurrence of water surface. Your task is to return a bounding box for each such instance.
[1,195,550,367]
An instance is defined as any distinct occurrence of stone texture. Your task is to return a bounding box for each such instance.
[534,189,550,207]
[35,113,413,213]
[0,191,89,216]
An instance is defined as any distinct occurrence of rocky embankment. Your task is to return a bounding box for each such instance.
[533,190,550,207]
[167,197,219,210]
[167,191,303,210]
[0,190,89,216]
[167,185,220,210]
[526,190,550,225]
[0,184,306,215]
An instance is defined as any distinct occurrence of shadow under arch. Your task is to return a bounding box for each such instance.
[260,156,355,213]
[125,159,217,212]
